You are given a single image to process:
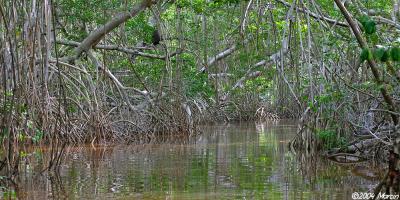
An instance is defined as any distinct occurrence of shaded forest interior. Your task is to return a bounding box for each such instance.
[0,0,399,197]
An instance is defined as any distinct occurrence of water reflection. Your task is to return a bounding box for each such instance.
[3,120,382,199]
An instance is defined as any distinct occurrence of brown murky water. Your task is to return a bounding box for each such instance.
[3,120,383,199]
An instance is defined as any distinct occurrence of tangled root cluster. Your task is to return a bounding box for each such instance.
[255,106,280,121]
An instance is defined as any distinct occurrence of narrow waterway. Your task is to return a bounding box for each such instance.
[11,120,382,199]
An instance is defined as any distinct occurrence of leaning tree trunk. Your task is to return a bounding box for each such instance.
[333,0,400,195]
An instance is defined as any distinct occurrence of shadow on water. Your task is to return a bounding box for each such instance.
[1,120,384,199]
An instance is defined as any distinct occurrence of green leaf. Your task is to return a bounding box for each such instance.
[373,48,385,60]
[369,34,379,44]
[390,47,400,61]
[359,15,370,27]
[360,48,372,62]
[32,129,44,143]
[381,50,390,62]
[364,20,376,34]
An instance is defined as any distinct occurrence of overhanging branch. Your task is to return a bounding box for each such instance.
[62,0,153,62]
[276,0,348,27]
[58,39,183,60]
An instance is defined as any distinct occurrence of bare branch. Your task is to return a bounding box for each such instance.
[58,39,182,60]
[207,44,238,67]
[64,0,153,62]
[334,0,399,125]
[220,37,290,101]
[276,0,348,27]
[199,39,251,72]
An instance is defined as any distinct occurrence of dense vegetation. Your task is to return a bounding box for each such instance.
[0,0,399,196]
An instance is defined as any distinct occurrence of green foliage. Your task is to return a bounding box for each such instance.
[185,72,214,97]
[358,15,369,27]
[390,47,400,61]
[317,130,347,150]
[380,49,390,62]
[373,47,390,62]
[19,151,27,158]
[32,129,44,144]
[360,48,372,62]
[359,15,376,35]
[23,0,398,151]
[373,47,385,61]
[176,0,207,13]
[208,0,242,8]
[0,128,9,142]
[308,88,343,113]
[363,46,400,63]
[2,188,17,199]
[176,0,191,8]
[17,132,25,142]
[68,105,78,113]
[181,54,214,98]
[125,13,155,44]
[192,0,206,13]
[364,20,376,35]
[244,76,271,94]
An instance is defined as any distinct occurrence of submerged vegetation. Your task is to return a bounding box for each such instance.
[0,0,399,197]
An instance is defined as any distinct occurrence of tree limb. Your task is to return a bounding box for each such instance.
[276,0,348,27]
[206,44,238,68]
[334,0,398,125]
[58,39,182,60]
[64,0,153,62]
[200,39,250,72]
[254,37,289,68]
[220,37,290,101]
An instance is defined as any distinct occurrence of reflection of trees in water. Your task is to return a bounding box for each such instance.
[5,122,383,199]
[49,172,67,200]
[2,167,68,199]
[287,150,384,199]
[0,176,18,199]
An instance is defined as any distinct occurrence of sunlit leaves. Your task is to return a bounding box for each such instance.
[243,76,271,94]
[2,189,17,199]
[175,0,207,13]
[275,21,287,30]
[176,0,190,8]
[193,0,206,13]
[208,0,242,8]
